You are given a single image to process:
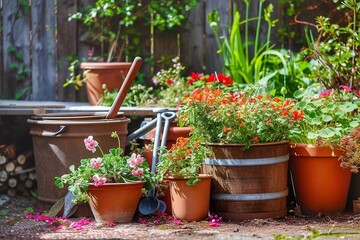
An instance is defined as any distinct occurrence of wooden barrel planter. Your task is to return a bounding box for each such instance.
[202,141,289,220]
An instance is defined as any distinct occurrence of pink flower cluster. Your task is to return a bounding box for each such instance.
[24,210,93,231]
[208,213,222,227]
[131,169,143,177]
[128,153,144,178]
[84,136,98,153]
[128,153,143,168]
[93,173,107,187]
[90,157,102,170]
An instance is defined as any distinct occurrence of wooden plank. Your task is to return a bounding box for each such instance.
[56,0,78,102]
[2,0,31,100]
[31,0,56,101]
[0,0,3,98]
[204,0,231,74]
[180,1,205,74]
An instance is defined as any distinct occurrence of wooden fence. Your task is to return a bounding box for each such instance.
[0,0,321,103]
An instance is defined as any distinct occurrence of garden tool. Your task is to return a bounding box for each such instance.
[155,111,177,213]
[138,108,167,215]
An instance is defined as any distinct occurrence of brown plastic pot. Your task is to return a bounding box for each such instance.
[87,181,144,223]
[80,62,132,105]
[28,57,142,203]
[290,143,352,214]
[167,174,211,221]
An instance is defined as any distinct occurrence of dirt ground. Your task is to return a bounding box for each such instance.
[1,195,360,240]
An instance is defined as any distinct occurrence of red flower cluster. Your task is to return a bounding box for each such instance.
[187,72,234,86]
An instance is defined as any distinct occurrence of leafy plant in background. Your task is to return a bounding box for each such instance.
[303,0,359,90]
[207,1,288,94]
[70,0,199,62]
[98,57,234,107]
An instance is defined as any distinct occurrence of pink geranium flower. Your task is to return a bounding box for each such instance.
[84,136,98,153]
[319,89,333,97]
[90,157,102,170]
[128,153,143,168]
[93,174,107,187]
[131,168,143,177]
[340,85,352,92]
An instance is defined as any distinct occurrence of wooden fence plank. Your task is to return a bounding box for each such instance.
[0,1,3,97]
[31,0,56,101]
[2,0,31,100]
[181,0,205,74]
[204,0,230,74]
[56,0,78,102]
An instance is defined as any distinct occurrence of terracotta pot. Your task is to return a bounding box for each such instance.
[80,62,132,105]
[87,181,144,223]
[202,141,289,220]
[290,143,352,214]
[167,174,211,221]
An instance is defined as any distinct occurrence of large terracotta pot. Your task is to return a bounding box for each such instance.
[87,181,144,223]
[167,174,211,221]
[290,143,352,214]
[202,141,289,220]
[80,62,132,105]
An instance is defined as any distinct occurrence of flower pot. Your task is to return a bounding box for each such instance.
[289,143,352,214]
[80,62,132,105]
[87,181,144,223]
[167,174,211,221]
[202,141,289,220]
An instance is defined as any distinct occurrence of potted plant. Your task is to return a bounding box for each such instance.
[289,86,360,214]
[64,0,199,105]
[177,85,303,220]
[156,136,212,221]
[54,132,155,223]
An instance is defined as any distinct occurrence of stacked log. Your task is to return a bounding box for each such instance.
[0,144,37,197]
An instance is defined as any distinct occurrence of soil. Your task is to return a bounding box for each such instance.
[1,195,360,240]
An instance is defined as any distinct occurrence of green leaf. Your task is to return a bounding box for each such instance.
[69,165,75,173]
[319,128,336,138]
[307,132,318,139]
[322,115,333,122]
[350,121,360,128]
[293,90,305,99]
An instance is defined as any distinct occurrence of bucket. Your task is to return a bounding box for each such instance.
[202,141,289,220]
[27,57,143,203]
[28,116,130,203]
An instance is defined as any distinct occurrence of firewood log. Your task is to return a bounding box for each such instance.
[8,178,17,188]
[0,170,8,182]
[0,155,7,166]
[5,161,16,172]
[0,144,16,160]
[7,188,16,197]
[24,179,34,189]
[28,172,36,181]
[16,150,33,166]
